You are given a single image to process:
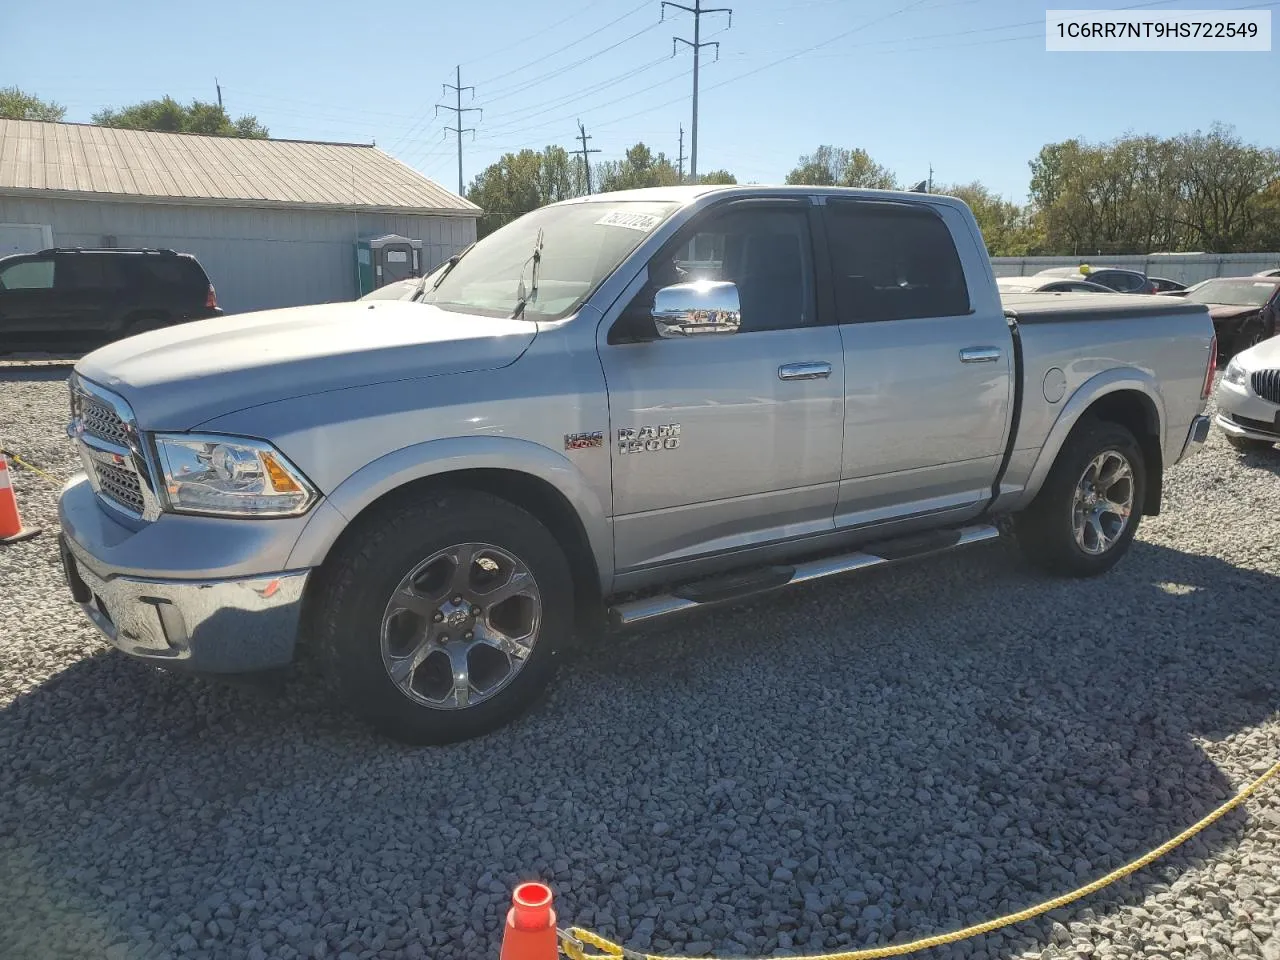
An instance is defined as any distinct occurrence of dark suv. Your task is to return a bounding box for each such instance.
[0,248,221,354]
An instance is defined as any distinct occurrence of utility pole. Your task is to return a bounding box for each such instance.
[927,163,934,193]
[215,78,222,110]
[436,65,481,196]
[677,125,685,183]
[576,120,601,194]
[663,0,732,183]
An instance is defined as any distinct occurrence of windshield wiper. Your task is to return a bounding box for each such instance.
[510,229,544,320]
[414,242,475,301]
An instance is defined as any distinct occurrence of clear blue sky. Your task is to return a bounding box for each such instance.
[5,0,1277,201]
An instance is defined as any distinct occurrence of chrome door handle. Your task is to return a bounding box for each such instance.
[778,361,832,381]
[959,347,1002,364]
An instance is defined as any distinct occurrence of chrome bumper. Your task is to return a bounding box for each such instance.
[1178,414,1212,461]
[57,474,312,673]
[1215,413,1280,443]
[60,535,307,672]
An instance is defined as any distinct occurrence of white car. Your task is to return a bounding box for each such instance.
[1216,337,1280,451]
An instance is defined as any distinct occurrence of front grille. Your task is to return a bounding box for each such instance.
[1251,368,1280,405]
[95,460,146,514]
[71,380,151,518]
[80,394,132,447]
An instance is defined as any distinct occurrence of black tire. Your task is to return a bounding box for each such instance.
[1014,418,1146,578]
[313,490,574,744]
[1225,434,1274,453]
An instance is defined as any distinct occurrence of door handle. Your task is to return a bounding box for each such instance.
[959,347,1002,364]
[778,361,832,381]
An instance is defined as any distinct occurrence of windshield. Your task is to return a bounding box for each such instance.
[1185,278,1279,307]
[421,200,680,320]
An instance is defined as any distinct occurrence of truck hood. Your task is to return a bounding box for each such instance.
[76,301,537,429]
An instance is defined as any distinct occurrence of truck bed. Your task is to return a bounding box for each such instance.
[1000,291,1209,324]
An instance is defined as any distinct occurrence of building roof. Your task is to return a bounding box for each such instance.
[0,119,478,216]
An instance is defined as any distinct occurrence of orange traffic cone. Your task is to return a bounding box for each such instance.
[0,454,41,544]
[500,882,558,960]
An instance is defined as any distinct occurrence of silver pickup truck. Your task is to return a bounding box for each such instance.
[57,186,1216,743]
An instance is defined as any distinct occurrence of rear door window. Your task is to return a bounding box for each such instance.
[0,258,55,290]
[823,201,970,322]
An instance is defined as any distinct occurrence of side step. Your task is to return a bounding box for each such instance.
[608,523,1000,628]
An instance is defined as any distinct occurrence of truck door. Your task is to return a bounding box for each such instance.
[820,199,1012,531]
[598,199,846,573]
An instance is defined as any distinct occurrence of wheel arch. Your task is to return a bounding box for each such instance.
[287,437,611,632]
[1024,371,1166,516]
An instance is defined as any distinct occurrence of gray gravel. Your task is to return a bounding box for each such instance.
[1,366,1278,960]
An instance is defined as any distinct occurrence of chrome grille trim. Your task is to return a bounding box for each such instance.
[68,375,161,521]
[1251,368,1280,405]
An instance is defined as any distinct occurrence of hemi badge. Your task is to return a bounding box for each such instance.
[564,431,603,451]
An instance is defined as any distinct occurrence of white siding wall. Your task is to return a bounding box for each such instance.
[0,195,477,314]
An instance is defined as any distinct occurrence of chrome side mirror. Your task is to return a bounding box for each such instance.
[652,281,741,338]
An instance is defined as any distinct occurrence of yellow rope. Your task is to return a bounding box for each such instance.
[561,757,1280,960]
[1,450,60,485]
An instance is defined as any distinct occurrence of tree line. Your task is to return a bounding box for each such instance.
[6,87,1276,254]
[468,127,1279,255]
[2,86,268,139]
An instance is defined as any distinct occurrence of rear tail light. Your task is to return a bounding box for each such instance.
[206,284,218,309]
[1202,335,1217,399]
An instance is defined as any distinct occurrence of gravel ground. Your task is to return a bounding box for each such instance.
[1,366,1278,960]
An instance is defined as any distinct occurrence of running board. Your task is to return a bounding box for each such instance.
[608,524,1001,628]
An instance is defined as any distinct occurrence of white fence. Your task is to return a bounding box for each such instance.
[990,252,1280,285]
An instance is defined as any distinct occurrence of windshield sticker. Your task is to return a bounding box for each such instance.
[595,211,663,232]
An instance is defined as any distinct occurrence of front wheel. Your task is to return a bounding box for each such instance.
[1014,419,1146,578]
[315,491,574,744]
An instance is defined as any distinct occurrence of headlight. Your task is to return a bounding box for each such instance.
[1222,359,1247,388]
[154,434,318,517]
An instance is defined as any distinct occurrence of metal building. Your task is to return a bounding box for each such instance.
[0,119,479,314]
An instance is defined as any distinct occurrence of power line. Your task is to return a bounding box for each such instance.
[478,19,665,106]
[437,65,482,195]
[576,120,603,193]
[478,55,672,135]
[473,0,653,89]
[662,0,732,183]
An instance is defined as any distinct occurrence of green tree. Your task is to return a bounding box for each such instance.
[785,146,897,189]
[698,169,737,185]
[466,146,580,237]
[595,142,682,192]
[0,86,65,121]
[939,181,1041,257]
[92,96,268,138]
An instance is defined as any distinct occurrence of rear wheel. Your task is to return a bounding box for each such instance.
[315,491,574,744]
[1014,419,1146,578]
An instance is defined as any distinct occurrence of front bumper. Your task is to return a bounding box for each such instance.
[58,474,311,672]
[1215,379,1280,442]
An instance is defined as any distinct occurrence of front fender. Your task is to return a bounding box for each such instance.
[1021,367,1166,504]
[284,435,612,589]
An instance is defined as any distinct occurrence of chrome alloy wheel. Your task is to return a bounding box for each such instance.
[1072,450,1135,555]
[380,543,542,709]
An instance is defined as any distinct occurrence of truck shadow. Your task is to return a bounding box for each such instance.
[1,537,1276,958]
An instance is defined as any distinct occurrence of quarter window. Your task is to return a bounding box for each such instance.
[824,202,970,322]
[0,258,55,290]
